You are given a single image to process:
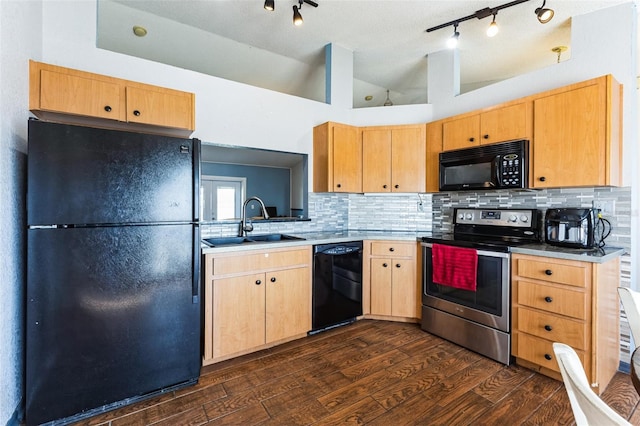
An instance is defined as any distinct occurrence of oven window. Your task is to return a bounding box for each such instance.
[423,246,504,316]
[442,162,491,186]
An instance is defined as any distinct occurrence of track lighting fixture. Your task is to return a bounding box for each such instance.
[291,0,318,26]
[264,0,274,11]
[447,23,460,49]
[426,0,555,46]
[383,90,393,106]
[535,0,554,23]
[486,12,499,37]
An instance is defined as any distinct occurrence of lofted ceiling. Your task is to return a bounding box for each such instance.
[97,0,631,108]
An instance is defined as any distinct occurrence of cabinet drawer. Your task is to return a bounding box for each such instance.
[515,258,589,288]
[517,333,585,373]
[370,241,414,257]
[517,281,587,320]
[517,307,587,350]
[213,249,309,276]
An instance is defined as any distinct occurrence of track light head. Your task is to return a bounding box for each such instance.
[486,13,499,37]
[535,0,554,23]
[264,0,274,11]
[293,4,303,26]
[447,24,460,48]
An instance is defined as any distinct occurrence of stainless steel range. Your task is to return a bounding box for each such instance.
[420,207,541,365]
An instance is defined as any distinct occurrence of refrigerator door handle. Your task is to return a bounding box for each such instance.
[192,138,201,222]
[192,225,200,304]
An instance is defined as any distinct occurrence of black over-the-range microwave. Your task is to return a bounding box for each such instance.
[439,139,529,191]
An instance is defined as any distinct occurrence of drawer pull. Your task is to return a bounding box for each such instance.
[133,110,141,116]
[544,269,553,276]
[539,176,547,182]
[396,264,401,268]
[255,279,262,285]
[389,247,395,252]
[469,137,475,142]
[336,183,342,188]
[394,184,399,189]
[544,354,552,361]
[383,184,388,189]
[544,325,553,332]
[104,105,112,112]
[270,277,276,283]
[382,263,388,268]
[544,296,553,303]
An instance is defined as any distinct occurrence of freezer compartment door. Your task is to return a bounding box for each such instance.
[27,120,199,226]
[26,224,201,425]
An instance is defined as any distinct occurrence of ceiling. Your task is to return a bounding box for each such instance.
[97,0,631,108]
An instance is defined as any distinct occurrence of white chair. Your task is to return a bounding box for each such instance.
[553,342,631,426]
[618,287,640,346]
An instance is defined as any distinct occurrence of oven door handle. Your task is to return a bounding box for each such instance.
[420,242,509,259]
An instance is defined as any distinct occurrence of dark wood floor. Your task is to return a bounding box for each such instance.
[73,320,640,425]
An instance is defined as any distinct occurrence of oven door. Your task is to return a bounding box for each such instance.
[421,242,510,332]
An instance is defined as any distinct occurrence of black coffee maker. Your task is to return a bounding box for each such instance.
[544,208,598,249]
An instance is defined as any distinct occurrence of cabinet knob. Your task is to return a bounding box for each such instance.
[395,264,401,268]
[382,263,388,268]
[389,247,395,252]
[469,137,475,142]
[544,325,553,332]
[539,176,546,182]
[133,110,141,116]
[545,269,553,276]
[336,183,342,188]
[270,277,276,283]
[104,105,112,112]
[544,354,552,361]
[394,184,399,189]
[383,184,388,189]
[544,296,553,303]
[483,134,489,139]
[255,279,262,285]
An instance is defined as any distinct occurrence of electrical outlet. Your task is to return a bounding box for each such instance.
[417,201,424,212]
[593,200,615,215]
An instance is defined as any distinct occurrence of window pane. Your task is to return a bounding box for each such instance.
[217,187,236,220]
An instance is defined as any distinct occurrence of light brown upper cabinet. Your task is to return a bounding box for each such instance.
[425,120,444,193]
[29,60,195,133]
[362,124,426,193]
[442,102,531,151]
[532,75,622,188]
[313,122,362,193]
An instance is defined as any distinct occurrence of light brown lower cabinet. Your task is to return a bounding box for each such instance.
[511,253,620,394]
[203,246,312,365]
[364,240,421,321]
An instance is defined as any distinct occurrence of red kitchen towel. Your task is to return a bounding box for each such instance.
[431,244,478,291]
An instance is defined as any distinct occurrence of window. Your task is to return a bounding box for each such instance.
[201,176,246,221]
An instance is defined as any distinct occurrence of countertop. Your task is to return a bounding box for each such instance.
[201,230,625,263]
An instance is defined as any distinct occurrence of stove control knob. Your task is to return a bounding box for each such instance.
[520,215,529,223]
[465,213,473,220]
[509,215,518,222]
[458,213,465,220]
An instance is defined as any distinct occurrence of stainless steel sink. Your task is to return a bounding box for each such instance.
[202,234,305,247]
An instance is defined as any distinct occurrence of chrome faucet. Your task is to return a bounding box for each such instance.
[238,196,270,237]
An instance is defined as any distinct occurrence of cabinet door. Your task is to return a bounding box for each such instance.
[391,259,418,318]
[370,259,392,316]
[480,103,529,145]
[126,86,194,130]
[425,121,443,193]
[332,125,362,192]
[391,127,426,192]
[442,115,480,151]
[39,69,121,120]
[362,129,392,192]
[265,267,311,343]
[212,274,265,359]
[532,84,604,188]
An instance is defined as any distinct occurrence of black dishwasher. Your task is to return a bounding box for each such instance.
[311,241,363,333]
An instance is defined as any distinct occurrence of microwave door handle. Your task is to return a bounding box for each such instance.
[492,155,502,187]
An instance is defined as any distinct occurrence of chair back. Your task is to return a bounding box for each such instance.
[618,287,640,346]
[553,343,631,426]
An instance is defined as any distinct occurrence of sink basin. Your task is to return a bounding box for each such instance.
[202,234,305,247]
[246,233,305,242]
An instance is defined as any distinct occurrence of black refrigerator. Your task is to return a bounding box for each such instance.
[25,120,202,425]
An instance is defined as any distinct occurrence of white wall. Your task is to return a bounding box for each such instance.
[0,0,42,423]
